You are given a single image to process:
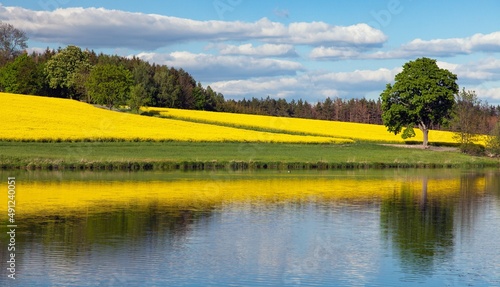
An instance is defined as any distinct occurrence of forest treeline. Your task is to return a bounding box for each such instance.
[0,44,388,124]
[0,20,499,131]
[2,45,499,127]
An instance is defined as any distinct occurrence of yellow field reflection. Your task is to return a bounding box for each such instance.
[3,175,487,217]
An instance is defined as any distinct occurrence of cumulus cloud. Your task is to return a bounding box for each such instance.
[135,51,304,81]
[210,77,311,99]
[210,68,400,101]
[473,87,500,101]
[283,22,386,46]
[311,31,500,60]
[310,47,363,60]
[438,58,500,84]
[401,32,500,56]
[313,68,398,84]
[0,5,387,50]
[219,44,298,57]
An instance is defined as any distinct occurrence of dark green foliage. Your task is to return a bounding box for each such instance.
[45,45,91,99]
[86,64,133,109]
[0,53,44,95]
[128,83,149,113]
[381,57,459,147]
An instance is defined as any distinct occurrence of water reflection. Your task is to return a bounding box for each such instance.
[381,177,455,275]
[0,170,499,286]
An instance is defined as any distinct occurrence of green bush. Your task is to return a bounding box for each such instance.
[459,143,485,156]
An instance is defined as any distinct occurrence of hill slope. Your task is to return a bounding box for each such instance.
[145,107,461,145]
[0,93,348,143]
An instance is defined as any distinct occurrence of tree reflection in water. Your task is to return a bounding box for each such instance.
[380,173,491,276]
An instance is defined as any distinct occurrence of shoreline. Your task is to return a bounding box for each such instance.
[2,160,498,171]
[1,141,498,171]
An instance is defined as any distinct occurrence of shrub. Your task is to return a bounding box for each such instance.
[459,143,485,156]
[486,123,500,157]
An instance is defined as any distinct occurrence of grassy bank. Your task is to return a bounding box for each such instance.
[1,141,498,171]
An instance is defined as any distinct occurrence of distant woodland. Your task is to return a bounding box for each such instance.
[0,20,499,132]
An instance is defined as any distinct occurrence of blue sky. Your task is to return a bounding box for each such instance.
[1,0,500,104]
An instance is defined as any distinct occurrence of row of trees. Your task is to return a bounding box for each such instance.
[1,22,499,155]
[0,40,387,125]
[0,45,225,112]
[224,97,384,124]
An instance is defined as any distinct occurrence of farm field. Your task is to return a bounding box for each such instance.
[1,92,497,170]
[0,93,346,144]
[144,107,463,145]
[1,92,466,145]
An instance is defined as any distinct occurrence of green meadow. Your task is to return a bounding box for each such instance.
[1,141,498,170]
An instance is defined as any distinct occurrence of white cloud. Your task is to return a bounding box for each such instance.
[310,47,362,60]
[474,87,500,101]
[438,58,500,84]
[284,22,386,46]
[219,44,298,57]
[210,76,316,100]
[210,68,400,102]
[0,5,387,50]
[401,32,500,56]
[311,31,500,60]
[313,68,400,87]
[135,51,304,81]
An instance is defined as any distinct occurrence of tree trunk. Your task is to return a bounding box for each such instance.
[422,129,429,148]
[419,124,429,148]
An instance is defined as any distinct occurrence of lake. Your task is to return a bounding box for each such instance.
[1,169,499,286]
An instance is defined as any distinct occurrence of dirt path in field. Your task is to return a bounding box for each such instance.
[381,144,459,152]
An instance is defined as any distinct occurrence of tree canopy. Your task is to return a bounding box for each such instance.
[45,45,91,99]
[86,63,133,109]
[380,57,459,147]
[0,53,44,95]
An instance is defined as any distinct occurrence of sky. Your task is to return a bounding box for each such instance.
[1,0,500,104]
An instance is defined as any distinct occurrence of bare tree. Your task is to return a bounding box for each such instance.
[451,89,489,154]
[0,22,28,66]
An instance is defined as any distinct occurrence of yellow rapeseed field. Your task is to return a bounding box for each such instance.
[146,107,462,144]
[4,176,480,217]
[0,93,349,143]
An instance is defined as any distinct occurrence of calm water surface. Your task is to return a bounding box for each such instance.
[0,169,499,286]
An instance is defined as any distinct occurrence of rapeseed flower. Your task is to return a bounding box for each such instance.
[0,93,349,144]
[147,107,464,144]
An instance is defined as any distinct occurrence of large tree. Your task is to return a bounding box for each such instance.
[0,53,44,95]
[86,64,133,109]
[45,45,91,99]
[0,22,28,66]
[381,57,459,148]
